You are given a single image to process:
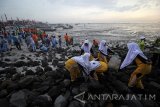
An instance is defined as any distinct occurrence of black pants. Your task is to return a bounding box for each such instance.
[15,42,21,50]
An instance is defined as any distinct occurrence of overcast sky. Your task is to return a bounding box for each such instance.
[0,0,160,23]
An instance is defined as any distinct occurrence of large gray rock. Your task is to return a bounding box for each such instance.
[0,90,8,98]
[31,94,52,107]
[10,90,27,107]
[48,86,61,100]
[0,98,9,107]
[54,95,68,107]
[18,76,35,88]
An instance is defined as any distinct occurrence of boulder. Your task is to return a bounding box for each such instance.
[54,95,68,107]
[0,90,8,98]
[10,90,27,107]
[44,66,52,72]
[0,98,9,107]
[14,61,27,67]
[25,69,35,75]
[48,86,62,100]
[31,94,52,107]
[18,76,35,88]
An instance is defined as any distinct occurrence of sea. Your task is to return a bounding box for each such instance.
[49,23,160,44]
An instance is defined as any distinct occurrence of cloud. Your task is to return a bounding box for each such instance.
[0,0,159,23]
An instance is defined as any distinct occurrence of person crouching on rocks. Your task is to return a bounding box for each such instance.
[29,35,36,52]
[98,40,114,64]
[120,42,152,89]
[65,53,108,81]
[65,53,97,81]
[39,43,48,52]
[81,39,94,60]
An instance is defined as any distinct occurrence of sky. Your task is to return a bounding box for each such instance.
[0,0,160,23]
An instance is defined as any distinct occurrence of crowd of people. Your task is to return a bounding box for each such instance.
[0,28,154,90]
[65,37,152,90]
[0,29,74,53]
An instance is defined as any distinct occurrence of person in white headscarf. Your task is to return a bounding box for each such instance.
[98,40,114,64]
[81,39,94,54]
[65,53,91,81]
[120,42,152,89]
[65,52,109,81]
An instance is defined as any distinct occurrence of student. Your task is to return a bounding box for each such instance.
[12,32,21,50]
[0,36,9,52]
[93,39,99,49]
[29,36,36,52]
[120,42,152,89]
[58,35,62,47]
[138,36,145,51]
[51,36,57,48]
[98,40,114,64]
[39,43,48,52]
[64,33,69,46]
[65,53,108,81]
[65,53,91,81]
[81,39,94,59]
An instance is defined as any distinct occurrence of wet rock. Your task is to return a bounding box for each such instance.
[33,85,49,94]
[7,82,19,93]
[4,58,10,61]
[11,73,21,81]
[14,61,27,67]
[68,101,83,107]
[88,80,105,93]
[41,60,48,67]
[48,86,61,100]
[54,95,68,107]
[10,90,27,107]
[125,95,143,107]
[28,60,40,67]
[149,81,160,90]
[0,61,11,67]
[31,94,52,107]
[0,90,8,98]
[0,67,16,75]
[71,87,80,95]
[63,79,71,87]
[45,71,62,80]
[0,80,12,90]
[18,76,35,88]
[25,69,35,75]
[0,98,9,107]
[52,59,58,66]
[79,83,89,92]
[35,66,44,75]
[19,56,25,60]
[141,99,159,107]
[112,80,131,94]
[44,66,52,72]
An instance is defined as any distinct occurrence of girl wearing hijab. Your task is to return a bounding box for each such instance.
[65,53,108,81]
[120,42,152,89]
[98,40,114,64]
[81,39,94,59]
[65,53,97,81]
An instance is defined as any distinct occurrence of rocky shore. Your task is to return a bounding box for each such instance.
[0,43,160,107]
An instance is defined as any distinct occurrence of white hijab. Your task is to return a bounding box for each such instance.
[89,61,101,71]
[72,53,91,75]
[99,40,108,56]
[81,40,92,53]
[120,42,148,69]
